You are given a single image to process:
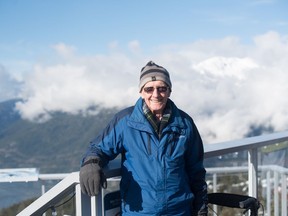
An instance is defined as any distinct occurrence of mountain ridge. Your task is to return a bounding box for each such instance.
[0,99,119,173]
[0,99,120,209]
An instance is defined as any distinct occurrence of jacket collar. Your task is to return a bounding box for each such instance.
[127,98,186,133]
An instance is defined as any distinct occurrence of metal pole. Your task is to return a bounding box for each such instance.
[212,173,217,216]
[281,173,287,216]
[274,171,279,216]
[91,196,97,216]
[75,184,82,216]
[41,181,46,216]
[266,170,271,216]
[248,148,258,198]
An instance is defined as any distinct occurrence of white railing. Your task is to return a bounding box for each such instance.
[206,165,288,216]
[17,130,288,216]
[17,161,121,216]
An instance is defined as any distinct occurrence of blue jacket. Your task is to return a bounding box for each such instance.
[83,98,207,216]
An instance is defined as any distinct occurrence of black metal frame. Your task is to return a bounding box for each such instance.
[207,193,261,216]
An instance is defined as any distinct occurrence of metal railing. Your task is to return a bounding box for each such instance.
[206,165,288,216]
[17,130,288,216]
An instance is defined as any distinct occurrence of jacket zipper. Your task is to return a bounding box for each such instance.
[147,134,151,155]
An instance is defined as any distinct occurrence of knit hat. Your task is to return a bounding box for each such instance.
[139,61,172,92]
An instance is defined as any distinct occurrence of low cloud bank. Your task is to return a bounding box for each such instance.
[3,31,288,143]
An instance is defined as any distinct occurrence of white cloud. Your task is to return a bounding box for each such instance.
[6,31,288,143]
[52,43,76,58]
[192,56,258,80]
[128,40,141,54]
[15,56,140,122]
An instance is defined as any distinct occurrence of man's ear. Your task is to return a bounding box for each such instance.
[168,90,171,97]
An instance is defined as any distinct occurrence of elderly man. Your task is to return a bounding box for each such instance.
[80,61,208,216]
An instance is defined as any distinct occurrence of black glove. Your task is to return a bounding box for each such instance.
[79,158,107,196]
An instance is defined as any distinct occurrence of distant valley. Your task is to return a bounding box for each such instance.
[0,99,119,208]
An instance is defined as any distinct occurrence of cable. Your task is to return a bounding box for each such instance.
[259,202,265,216]
[48,192,76,215]
[54,192,76,208]
[208,204,219,216]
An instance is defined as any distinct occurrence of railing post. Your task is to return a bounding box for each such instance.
[212,173,217,216]
[92,189,103,216]
[75,184,92,216]
[75,184,82,216]
[274,171,279,216]
[281,173,287,216]
[91,196,97,216]
[266,170,271,216]
[41,181,46,216]
[248,148,258,198]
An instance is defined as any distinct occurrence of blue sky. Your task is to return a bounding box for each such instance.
[1,0,288,143]
[1,0,287,56]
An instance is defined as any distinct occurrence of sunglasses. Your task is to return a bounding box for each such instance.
[143,86,169,94]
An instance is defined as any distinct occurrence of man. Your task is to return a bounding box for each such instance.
[80,61,208,215]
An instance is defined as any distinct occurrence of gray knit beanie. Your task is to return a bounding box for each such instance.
[139,61,172,92]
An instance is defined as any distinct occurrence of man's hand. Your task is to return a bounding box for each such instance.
[79,158,107,196]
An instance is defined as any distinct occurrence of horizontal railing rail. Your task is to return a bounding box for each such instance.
[204,130,288,157]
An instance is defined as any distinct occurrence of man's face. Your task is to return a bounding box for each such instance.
[140,80,171,115]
